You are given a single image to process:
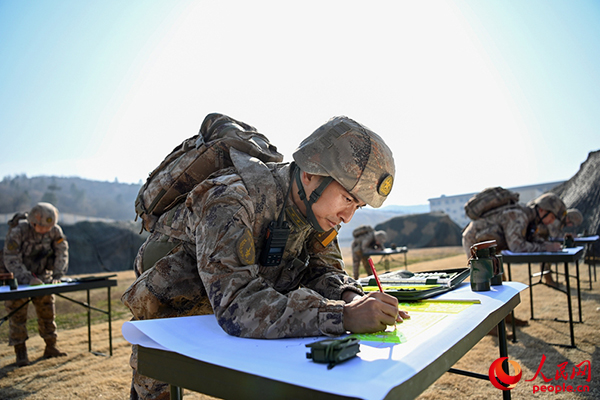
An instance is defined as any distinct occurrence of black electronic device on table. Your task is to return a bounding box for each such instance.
[359,268,471,301]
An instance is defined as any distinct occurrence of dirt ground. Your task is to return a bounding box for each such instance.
[1,246,599,399]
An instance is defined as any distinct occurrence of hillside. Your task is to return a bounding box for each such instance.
[375,211,463,248]
[0,220,148,275]
[550,149,600,256]
[337,205,429,246]
[0,175,141,221]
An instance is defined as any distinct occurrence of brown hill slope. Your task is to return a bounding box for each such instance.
[551,149,600,255]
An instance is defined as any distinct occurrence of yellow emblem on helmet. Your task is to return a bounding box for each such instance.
[237,228,255,265]
[378,174,393,196]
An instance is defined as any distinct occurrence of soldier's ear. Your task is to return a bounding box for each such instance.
[301,172,317,186]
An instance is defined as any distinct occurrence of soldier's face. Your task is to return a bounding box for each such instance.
[303,174,365,231]
[33,224,52,234]
[538,208,556,225]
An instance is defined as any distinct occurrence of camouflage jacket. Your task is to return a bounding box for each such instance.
[125,157,363,338]
[351,230,380,256]
[3,221,69,284]
[462,204,548,255]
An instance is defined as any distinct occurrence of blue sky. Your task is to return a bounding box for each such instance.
[1,0,598,206]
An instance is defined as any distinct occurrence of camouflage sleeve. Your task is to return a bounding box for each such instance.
[547,220,563,238]
[190,176,346,339]
[50,225,69,279]
[301,235,364,299]
[3,225,33,284]
[360,231,375,252]
[502,209,547,252]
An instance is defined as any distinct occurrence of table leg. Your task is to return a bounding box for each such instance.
[108,286,113,356]
[170,385,183,400]
[528,263,534,320]
[87,290,92,353]
[563,261,575,348]
[576,260,582,323]
[507,263,517,342]
[497,319,511,400]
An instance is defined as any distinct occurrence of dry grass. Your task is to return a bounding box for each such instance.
[1,246,599,399]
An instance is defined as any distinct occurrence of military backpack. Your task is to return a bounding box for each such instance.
[135,113,284,232]
[352,225,374,238]
[464,186,520,221]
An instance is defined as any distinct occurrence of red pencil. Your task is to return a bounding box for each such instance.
[368,257,384,292]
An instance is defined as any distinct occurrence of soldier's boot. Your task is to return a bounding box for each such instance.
[15,344,30,367]
[43,338,67,358]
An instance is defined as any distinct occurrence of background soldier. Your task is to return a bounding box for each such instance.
[462,192,567,330]
[351,225,387,279]
[462,192,567,256]
[3,202,69,367]
[122,115,408,400]
[534,208,583,287]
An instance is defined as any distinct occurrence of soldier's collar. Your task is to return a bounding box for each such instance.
[285,205,309,228]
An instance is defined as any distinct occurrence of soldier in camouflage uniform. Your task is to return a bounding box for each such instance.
[534,208,583,286]
[3,202,69,367]
[351,226,387,279]
[462,192,567,256]
[122,116,408,400]
[462,193,567,329]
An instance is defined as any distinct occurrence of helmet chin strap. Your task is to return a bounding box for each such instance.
[536,206,552,224]
[294,167,333,232]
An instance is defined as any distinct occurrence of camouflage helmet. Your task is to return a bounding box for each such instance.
[566,208,583,226]
[293,116,395,208]
[531,193,567,222]
[374,230,388,244]
[27,202,59,228]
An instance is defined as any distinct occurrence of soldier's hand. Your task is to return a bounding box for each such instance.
[545,242,563,252]
[29,277,44,286]
[342,292,409,333]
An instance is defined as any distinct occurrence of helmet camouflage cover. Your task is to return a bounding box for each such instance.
[566,208,583,226]
[27,202,59,228]
[292,116,395,208]
[532,193,567,222]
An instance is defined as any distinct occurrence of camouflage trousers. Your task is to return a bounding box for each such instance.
[351,250,370,280]
[123,238,213,400]
[5,294,57,346]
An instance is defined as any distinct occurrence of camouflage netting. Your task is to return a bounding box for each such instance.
[0,221,148,275]
[374,212,462,248]
[551,149,600,257]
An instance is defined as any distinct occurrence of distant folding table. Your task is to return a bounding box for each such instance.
[364,246,408,271]
[549,235,599,289]
[0,276,117,356]
[501,247,585,348]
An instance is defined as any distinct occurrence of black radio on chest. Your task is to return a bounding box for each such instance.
[260,221,290,267]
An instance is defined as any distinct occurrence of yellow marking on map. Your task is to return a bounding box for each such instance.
[398,300,478,314]
[351,312,447,344]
